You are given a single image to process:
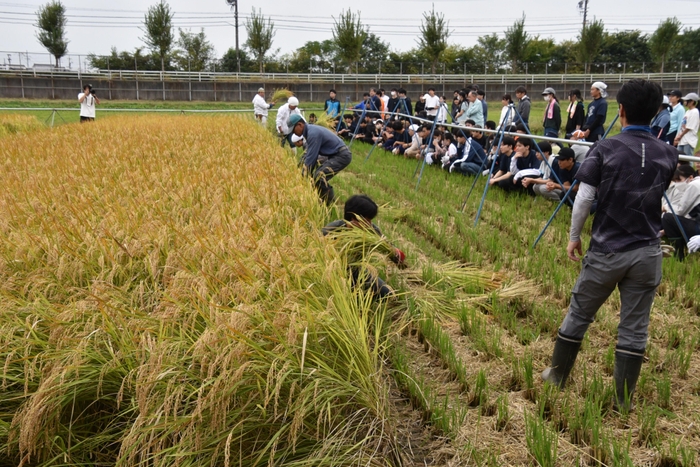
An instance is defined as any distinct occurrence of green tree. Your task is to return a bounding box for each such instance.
[443,44,478,74]
[360,33,389,73]
[384,49,422,74]
[35,1,68,67]
[245,8,275,73]
[599,30,651,72]
[417,6,451,74]
[650,17,681,73]
[577,18,605,73]
[671,28,700,66]
[472,34,507,73]
[504,14,529,73]
[281,40,337,73]
[219,47,256,73]
[88,47,162,71]
[142,0,174,72]
[332,9,367,73]
[549,40,581,72]
[175,29,215,71]
[523,36,556,73]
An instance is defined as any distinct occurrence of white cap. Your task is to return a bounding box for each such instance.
[409,124,419,132]
[682,92,700,103]
[288,96,299,106]
[663,96,670,106]
[591,81,608,98]
[291,134,304,144]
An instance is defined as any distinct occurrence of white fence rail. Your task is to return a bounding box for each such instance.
[2,69,700,85]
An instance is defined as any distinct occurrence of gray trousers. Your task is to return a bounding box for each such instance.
[313,146,352,204]
[533,183,562,201]
[559,244,662,352]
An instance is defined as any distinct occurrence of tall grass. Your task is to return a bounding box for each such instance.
[0,115,400,466]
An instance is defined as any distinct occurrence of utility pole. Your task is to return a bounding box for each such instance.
[226,0,240,73]
[578,0,589,29]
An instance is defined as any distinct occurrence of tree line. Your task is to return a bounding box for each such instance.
[34,0,700,74]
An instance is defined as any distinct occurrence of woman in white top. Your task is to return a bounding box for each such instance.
[496,94,514,131]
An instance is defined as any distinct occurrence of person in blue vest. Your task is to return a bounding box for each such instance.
[324,89,341,118]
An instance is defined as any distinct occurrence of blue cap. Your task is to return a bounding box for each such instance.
[287,114,305,133]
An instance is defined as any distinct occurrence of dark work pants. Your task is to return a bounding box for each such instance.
[314,146,352,205]
[662,213,700,261]
[559,245,662,353]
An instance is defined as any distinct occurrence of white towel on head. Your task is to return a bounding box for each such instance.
[592,81,608,98]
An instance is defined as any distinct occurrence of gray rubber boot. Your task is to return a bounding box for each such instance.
[541,332,582,388]
[613,348,644,414]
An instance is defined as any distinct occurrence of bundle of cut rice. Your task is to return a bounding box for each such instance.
[272,88,294,103]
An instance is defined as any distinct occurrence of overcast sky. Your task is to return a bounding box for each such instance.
[2,0,700,65]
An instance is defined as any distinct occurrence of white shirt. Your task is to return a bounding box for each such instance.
[252,94,271,116]
[680,107,700,149]
[424,94,440,117]
[497,105,513,131]
[436,103,447,123]
[276,103,302,134]
[78,92,96,118]
[381,95,389,113]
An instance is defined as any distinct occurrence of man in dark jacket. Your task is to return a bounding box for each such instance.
[288,114,352,205]
[541,79,678,414]
[581,81,609,142]
[515,86,531,127]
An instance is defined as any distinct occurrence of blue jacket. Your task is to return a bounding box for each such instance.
[324,98,341,117]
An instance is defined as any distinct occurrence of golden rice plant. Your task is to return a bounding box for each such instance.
[313,112,338,131]
[0,115,400,466]
[271,88,294,103]
[0,114,43,137]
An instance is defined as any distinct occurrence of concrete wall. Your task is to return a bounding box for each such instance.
[2,75,700,103]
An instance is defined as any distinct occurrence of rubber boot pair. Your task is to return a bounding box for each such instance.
[541,332,582,388]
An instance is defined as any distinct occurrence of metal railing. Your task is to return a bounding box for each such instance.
[3,68,700,85]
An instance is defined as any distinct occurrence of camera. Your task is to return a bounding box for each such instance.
[90,89,96,96]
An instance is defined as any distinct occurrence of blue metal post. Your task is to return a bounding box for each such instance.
[532,181,579,249]
[336,96,350,132]
[414,118,440,190]
[531,115,620,248]
[473,106,513,225]
[663,191,689,244]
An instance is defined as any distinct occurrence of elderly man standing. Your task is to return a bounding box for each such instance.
[252,87,274,125]
[287,114,352,205]
[276,96,302,147]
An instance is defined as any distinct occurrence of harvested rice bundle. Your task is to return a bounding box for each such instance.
[271,88,294,103]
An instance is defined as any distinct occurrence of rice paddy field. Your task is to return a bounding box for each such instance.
[0,108,698,467]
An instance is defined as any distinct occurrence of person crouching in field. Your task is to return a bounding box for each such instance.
[287,114,352,205]
[541,79,678,414]
[323,194,406,299]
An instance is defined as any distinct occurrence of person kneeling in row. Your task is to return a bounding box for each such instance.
[323,194,406,299]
